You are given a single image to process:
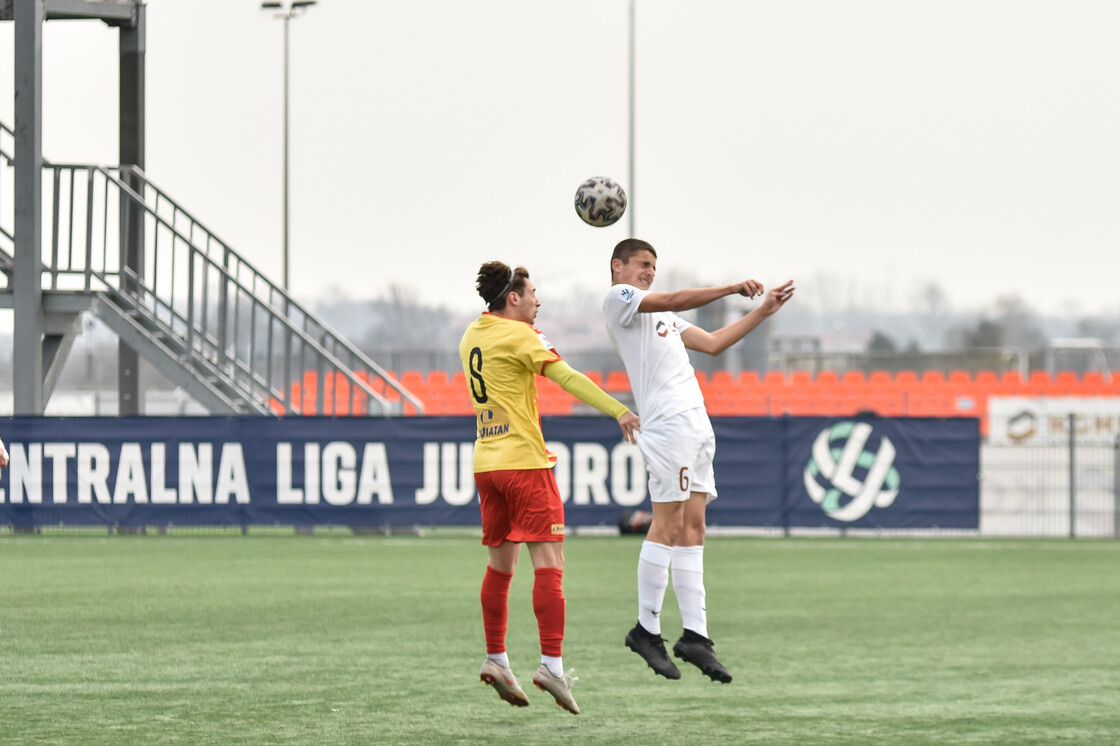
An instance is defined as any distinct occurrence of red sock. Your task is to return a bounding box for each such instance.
[480,566,513,655]
[533,567,565,658]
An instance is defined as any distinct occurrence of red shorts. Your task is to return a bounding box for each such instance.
[475,468,565,546]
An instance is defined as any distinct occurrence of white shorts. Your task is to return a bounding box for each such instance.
[636,408,718,504]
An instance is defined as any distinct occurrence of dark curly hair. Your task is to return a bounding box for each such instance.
[475,261,529,311]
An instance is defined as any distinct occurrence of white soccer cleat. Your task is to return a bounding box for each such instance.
[479,659,529,707]
[531,664,580,715]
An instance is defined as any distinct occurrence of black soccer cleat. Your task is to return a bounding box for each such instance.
[672,630,733,683]
[625,622,681,680]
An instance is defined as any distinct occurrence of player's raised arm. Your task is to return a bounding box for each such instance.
[0,437,8,469]
[543,362,640,444]
[682,280,795,356]
[637,280,764,314]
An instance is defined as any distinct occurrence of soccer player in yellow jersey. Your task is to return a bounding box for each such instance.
[460,261,640,715]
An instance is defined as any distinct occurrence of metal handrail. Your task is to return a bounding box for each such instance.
[110,164,419,413]
[103,164,419,414]
[0,118,422,414]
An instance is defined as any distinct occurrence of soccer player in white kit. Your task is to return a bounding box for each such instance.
[603,238,794,683]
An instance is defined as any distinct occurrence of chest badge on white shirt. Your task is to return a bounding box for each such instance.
[656,320,680,338]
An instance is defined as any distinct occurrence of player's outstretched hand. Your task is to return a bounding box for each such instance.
[761,280,795,315]
[737,279,765,298]
[617,412,641,444]
[0,439,8,469]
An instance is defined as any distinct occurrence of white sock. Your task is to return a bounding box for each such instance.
[487,651,510,669]
[541,654,564,678]
[671,545,708,639]
[637,540,673,635]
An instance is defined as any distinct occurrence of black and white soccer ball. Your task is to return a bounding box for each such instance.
[574,176,627,227]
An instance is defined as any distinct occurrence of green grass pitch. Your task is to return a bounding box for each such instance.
[2,533,1119,745]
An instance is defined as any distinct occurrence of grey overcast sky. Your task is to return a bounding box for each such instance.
[3,0,1119,317]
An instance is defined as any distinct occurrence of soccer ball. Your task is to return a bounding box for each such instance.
[574,176,627,227]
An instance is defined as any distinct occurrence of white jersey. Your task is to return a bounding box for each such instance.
[603,283,706,424]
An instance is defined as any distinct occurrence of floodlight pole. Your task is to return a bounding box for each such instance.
[627,0,636,237]
[281,11,290,292]
[261,1,316,293]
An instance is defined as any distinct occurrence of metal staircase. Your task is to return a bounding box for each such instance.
[0,120,423,415]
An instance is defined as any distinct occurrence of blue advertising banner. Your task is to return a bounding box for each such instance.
[0,415,979,530]
[781,417,980,529]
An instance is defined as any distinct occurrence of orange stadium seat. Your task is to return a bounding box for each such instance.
[867,371,898,398]
[947,370,973,392]
[426,370,452,390]
[906,390,956,417]
[535,376,574,415]
[300,370,319,414]
[762,370,788,394]
[729,371,769,415]
[841,370,868,395]
[604,370,631,393]
[812,371,842,401]
[766,389,791,416]
[951,389,983,415]
[1080,370,1120,396]
[788,371,813,390]
[346,372,370,415]
[700,371,752,415]
[739,370,763,388]
[895,370,919,391]
[811,387,850,416]
[972,370,1000,396]
[1026,371,1059,396]
[1053,371,1079,396]
[424,371,472,415]
[325,372,349,415]
[709,370,735,389]
[695,373,711,400]
[861,389,906,417]
[706,386,767,416]
[738,394,770,416]
[693,370,719,399]
[920,370,948,391]
[1103,371,1120,395]
[782,390,819,416]
[829,388,868,417]
[816,370,841,389]
[397,370,426,415]
[372,370,403,404]
[999,370,1026,395]
[583,369,604,388]
[399,369,425,390]
[447,371,473,414]
[346,370,401,415]
[703,389,735,415]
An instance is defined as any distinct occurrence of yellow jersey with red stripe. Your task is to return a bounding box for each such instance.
[458,313,561,473]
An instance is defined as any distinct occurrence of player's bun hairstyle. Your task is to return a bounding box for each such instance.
[610,238,657,279]
[476,261,529,311]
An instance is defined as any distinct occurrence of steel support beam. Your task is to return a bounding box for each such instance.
[117,3,144,413]
[42,310,83,400]
[13,0,45,415]
[2,1,139,24]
